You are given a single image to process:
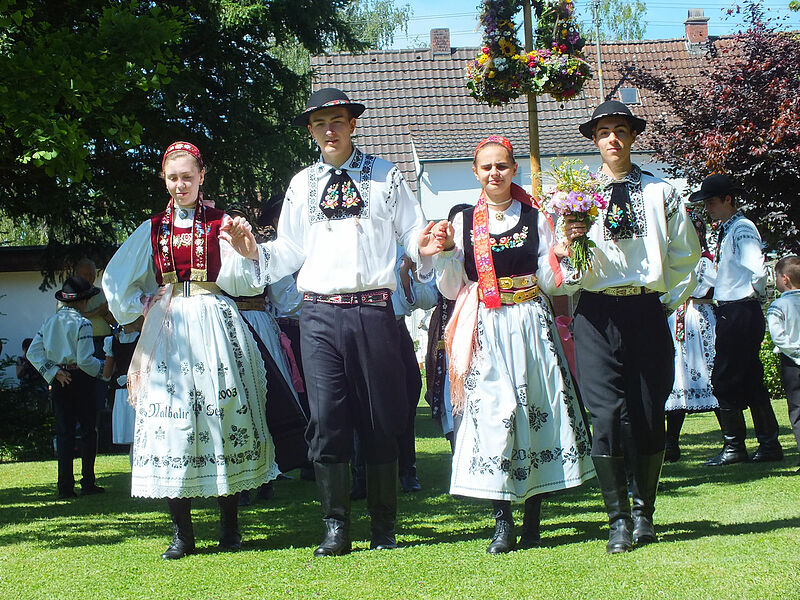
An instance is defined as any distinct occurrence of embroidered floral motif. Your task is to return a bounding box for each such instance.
[188,388,205,415]
[187,432,195,444]
[166,383,176,397]
[229,425,248,448]
[198,431,210,444]
[157,361,168,374]
[218,362,228,378]
[490,226,529,252]
[154,426,165,441]
[193,362,205,374]
[236,405,248,415]
[528,406,548,431]
[180,361,190,375]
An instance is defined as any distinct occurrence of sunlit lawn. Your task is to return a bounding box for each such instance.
[1,400,799,600]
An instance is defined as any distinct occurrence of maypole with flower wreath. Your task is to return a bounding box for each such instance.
[466,0,591,196]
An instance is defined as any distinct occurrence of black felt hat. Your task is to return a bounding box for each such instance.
[579,100,647,139]
[257,194,285,227]
[55,276,100,303]
[687,174,746,205]
[292,88,366,127]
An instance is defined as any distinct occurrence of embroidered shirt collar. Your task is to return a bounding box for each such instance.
[781,289,800,298]
[595,164,642,188]
[718,209,744,242]
[314,147,365,179]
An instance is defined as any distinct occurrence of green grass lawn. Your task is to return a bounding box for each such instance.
[1,401,799,600]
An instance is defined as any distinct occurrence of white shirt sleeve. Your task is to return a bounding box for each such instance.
[102,221,159,326]
[659,191,701,310]
[255,186,307,287]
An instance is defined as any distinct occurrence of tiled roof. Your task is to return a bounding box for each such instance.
[310,36,730,191]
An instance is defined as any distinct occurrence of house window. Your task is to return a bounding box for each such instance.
[619,87,640,105]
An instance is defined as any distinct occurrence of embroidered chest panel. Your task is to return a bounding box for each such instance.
[307,150,375,224]
[600,180,647,241]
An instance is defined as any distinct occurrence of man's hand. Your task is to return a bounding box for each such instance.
[220,216,259,260]
[54,369,72,387]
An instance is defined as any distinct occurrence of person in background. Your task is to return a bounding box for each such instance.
[17,337,49,413]
[424,203,472,453]
[767,255,800,472]
[663,214,719,462]
[101,319,141,466]
[26,277,107,499]
[692,174,783,466]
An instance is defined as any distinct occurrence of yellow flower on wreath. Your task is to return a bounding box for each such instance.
[487,70,496,78]
[478,54,489,65]
[498,38,516,56]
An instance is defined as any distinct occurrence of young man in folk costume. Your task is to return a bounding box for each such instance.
[558,101,700,553]
[27,276,107,499]
[222,88,443,556]
[691,174,783,466]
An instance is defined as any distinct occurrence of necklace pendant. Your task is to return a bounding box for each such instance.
[179,208,188,219]
[495,212,505,221]
[326,219,332,231]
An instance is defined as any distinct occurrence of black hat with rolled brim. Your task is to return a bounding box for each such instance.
[292,88,366,127]
[55,276,100,303]
[579,100,647,139]
[687,174,746,205]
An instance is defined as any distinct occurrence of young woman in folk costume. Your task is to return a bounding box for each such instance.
[431,136,595,553]
[102,142,277,559]
[663,215,719,462]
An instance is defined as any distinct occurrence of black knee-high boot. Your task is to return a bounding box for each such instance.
[664,411,685,463]
[162,497,195,559]
[313,462,352,557]
[366,461,399,550]
[517,494,543,549]
[218,493,242,551]
[592,456,633,554]
[750,402,784,462]
[486,499,515,554]
[630,452,664,546]
[704,409,749,466]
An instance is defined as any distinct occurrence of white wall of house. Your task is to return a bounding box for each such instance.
[417,152,688,220]
[0,271,59,381]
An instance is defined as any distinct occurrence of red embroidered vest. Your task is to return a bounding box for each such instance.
[149,208,224,284]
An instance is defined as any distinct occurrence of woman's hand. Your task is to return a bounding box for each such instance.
[418,221,449,257]
[220,216,259,260]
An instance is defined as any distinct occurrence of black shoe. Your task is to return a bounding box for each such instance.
[161,525,196,559]
[486,520,515,554]
[592,455,633,554]
[663,444,681,463]
[704,409,749,466]
[751,446,784,462]
[161,498,195,560]
[218,494,242,552]
[367,461,399,550]
[313,462,352,557]
[81,484,105,496]
[399,472,421,493]
[750,402,783,463]
[57,488,77,500]
[255,481,275,502]
[314,518,352,556]
[517,495,543,549]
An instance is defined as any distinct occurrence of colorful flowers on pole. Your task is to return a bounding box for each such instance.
[466,0,592,106]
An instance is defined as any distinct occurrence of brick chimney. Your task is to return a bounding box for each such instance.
[430,28,451,56]
[684,9,709,44]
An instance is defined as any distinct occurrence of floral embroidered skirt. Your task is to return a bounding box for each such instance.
[131,294,277,498]
[666,301,719,412]
[450,295,595,501]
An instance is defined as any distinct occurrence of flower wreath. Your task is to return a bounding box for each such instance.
[466,0,591,105]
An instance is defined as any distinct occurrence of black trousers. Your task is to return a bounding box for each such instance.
[573,292,675,456]
[779,354,800,454]
[712,299,770,410]
[52,369,98,491]
[396,318,422,472]
[300,299,406,464]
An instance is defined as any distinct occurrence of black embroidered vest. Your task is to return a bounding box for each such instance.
[463,203,540,281]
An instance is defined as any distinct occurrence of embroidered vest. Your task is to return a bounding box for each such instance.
[463,203,540,281]
[149,208,224,284]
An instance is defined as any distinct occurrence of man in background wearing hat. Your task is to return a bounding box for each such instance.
[557,101,700,553]
[691,174,783,466]
[222,88,442,557]
[26,276,107,499]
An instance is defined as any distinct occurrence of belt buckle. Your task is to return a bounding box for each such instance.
[512,287,537,304]
[497,277,513,290]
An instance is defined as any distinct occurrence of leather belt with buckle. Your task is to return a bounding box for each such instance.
[496,274,537,290]
[303,289,391,306]
[173,281,222,297]
[597,285,655,297]
[235,297,267,312]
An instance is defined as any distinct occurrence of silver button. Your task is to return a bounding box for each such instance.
[335,169,342,175]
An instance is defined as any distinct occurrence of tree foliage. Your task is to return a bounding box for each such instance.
[0,0,362,285]
[337,0,411,50]
[622,1,800,251]
[579,0,647,42]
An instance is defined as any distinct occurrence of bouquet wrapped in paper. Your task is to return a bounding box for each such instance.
[544,159,607,273]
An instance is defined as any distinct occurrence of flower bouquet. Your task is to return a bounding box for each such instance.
[544,159,607,273]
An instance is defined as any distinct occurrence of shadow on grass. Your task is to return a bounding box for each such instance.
[1,405,797,553]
